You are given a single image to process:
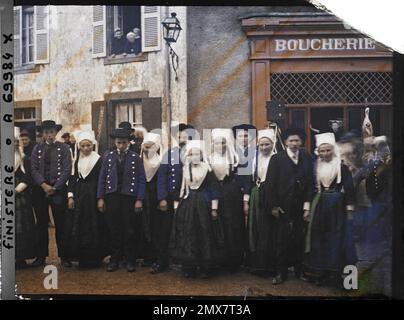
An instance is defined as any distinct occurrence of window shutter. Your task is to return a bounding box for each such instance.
[92,101,108,156]
[34,6,50,64]
[92,5,106,58]
[14,6,22,67]
[141,6,161,52]
[141,97,162,130]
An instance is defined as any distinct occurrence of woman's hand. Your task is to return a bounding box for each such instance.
[303,210,310,222]
[159,200,168,212]
[97,198,105,213]
[243,201,249,217]
[211,209,218,220]
[68,198,75,210]
[271,207,280,218]
[134,200,143,213]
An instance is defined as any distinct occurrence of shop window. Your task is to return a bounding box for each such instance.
[270,72,393,105]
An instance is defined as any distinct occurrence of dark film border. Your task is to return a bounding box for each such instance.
[0,0,16,300]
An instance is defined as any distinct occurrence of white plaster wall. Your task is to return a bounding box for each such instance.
[15,5,187,136]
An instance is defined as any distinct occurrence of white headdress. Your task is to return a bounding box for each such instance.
[252,129,277,185]
[315,132,341,187]
[75,130,98,153]
[181,140,212,199]
[141,132,163,182]
[133,124,147,137]
[210,128,239,175]
[257,129,276,153]
[14,127,25,173]
[73,130,100,177]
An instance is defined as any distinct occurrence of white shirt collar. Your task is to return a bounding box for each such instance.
[286,148,299,163]
[118,147,129,154]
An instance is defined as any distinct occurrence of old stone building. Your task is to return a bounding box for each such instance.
[14,5,187,154]
[14,5,393,152]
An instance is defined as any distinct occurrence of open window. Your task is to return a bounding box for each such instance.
[92,6,161,62]
[14,6,49,71]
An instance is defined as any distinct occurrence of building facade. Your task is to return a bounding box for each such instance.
[15,5,393,153]
[14,5,187,155]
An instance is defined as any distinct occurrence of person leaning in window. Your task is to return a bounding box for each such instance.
[111,27,126,57]
[96,128,146,272]
[124,28,141,56]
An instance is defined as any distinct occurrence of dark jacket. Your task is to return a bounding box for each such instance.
[158,146,184,202]
[265,149,314,213]
[30,141,72,190]
[97,149,146,200]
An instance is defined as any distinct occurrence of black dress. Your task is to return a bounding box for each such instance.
[66,156,107,267]
[169,171,224,271]
[140,173,159,263]
[216,170,245,270]
[15,158,37,261]
[304,164,356,277]
[247,156,273,276]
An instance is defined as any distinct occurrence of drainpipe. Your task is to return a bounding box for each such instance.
[164,5,172,149]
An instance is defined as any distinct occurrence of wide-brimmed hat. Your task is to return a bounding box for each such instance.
[231,124,256,138]
[118,121,134,132]
[282,127,306,142]
[109,128,132,139]
[36,120,63,133]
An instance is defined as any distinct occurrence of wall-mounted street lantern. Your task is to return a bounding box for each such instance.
[162,12,182,80]
[162,12,182,43]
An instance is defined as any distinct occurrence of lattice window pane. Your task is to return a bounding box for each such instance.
[270,72,392,105]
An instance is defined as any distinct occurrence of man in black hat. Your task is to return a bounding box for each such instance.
[19,129,36,162]
[61,132,76,159]
[232,124,256,219]
[151,123,194,274]
[30,120,72,267]
[118,121,142,154]
[264,127,314,284]
[97,128,146,272]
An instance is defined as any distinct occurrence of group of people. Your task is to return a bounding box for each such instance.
[111,27,142,57]
[14,116,391,288]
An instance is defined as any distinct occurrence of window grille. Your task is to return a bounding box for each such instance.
[270,72,392,105]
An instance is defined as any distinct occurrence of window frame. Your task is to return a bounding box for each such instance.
[21,6,35,65]
[104,5,147,64]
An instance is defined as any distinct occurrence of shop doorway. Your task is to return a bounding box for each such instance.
[310,107,343,152]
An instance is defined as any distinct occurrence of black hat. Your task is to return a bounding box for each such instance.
[118,121,134,132]
[282,127,306,142]
[231,124,257,137]
[61,132,70,139]
[36,120,63,133]
[110,128,132,139]
[177,123,194,132]
[19,130,30,138]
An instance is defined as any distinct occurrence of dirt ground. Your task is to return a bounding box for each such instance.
[16,228,353,298]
